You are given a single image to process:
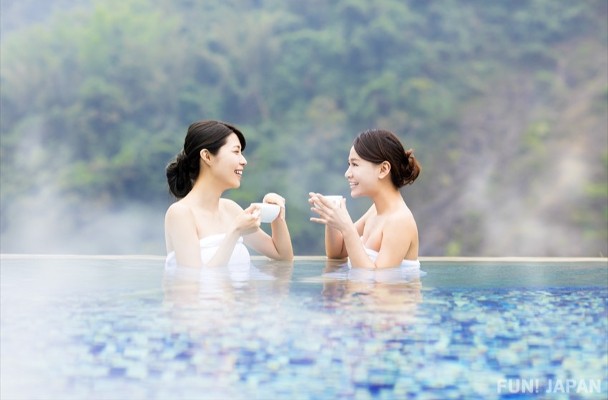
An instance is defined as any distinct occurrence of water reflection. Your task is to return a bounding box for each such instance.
[320,260,423,314]
[253,260,294,300]
[162,260,294,306]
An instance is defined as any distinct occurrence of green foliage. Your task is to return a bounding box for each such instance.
[1,0,606,255]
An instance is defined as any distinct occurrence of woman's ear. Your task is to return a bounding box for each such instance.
[200,149,212,166]
[378,161,391,179]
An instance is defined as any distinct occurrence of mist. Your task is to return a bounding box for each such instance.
[1,0,606,257]
[0,190,167,255]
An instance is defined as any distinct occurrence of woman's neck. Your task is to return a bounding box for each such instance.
[187,176,224,210]
[371,187,404,215]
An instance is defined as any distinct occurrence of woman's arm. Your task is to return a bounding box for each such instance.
[166,202,262,268]
[309,193,347,258]
[243,193,294,260]
[323,203,371,259]
[324,224,346,259]
[269,213,294,260]
[165,204,204,268]
[309,194,369,260]
[311,196,408,269]
[342,219,409,269]
[371,216,413,269]
[204,229,246,267]
[245,219,294,260]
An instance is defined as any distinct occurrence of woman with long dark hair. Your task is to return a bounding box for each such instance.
[165,120,293,268]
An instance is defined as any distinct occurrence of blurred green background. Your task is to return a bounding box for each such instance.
[1,0,606,256]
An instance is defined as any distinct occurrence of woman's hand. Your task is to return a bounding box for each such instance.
[244,192,293,261]
[263,192,286,220]
[308,192,353,232]
[233,204,261,236]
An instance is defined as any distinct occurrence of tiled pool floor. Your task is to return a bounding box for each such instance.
[1,256,607,399]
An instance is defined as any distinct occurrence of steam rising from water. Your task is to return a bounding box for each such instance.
[461,152,591,256]
[0,194,166,255]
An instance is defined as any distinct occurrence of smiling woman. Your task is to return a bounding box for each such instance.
[309,129,421,270]
[164,120,293,269]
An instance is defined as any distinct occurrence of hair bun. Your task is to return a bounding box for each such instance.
[175,150,187,166]
[402,148,420,186]
[166,150,193,198]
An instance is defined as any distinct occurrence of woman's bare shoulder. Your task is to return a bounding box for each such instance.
[165,201,191,220]
[389,206,416,228]
[220,198,244,213]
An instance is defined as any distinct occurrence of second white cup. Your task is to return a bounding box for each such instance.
[322,195,343,207]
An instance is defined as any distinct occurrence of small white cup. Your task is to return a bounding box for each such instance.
[322,195,343,207]
[252,203,280,223]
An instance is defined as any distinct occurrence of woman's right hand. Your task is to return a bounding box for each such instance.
[233,204,262,236]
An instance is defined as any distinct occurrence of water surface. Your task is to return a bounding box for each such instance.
[1,256,606,399]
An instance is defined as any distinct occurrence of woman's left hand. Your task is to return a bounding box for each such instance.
[308,192,353,232]
[263,192,286,220]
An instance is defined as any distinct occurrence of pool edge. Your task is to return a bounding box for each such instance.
[1,253,607,264]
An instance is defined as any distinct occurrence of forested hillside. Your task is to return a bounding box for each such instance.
[1,0,606,256]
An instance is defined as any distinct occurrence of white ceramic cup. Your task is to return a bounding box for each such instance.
[251,203,280,223]
[322,195,343,207]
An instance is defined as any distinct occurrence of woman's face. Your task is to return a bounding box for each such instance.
[344,146,382,198]
[211,133,247,188]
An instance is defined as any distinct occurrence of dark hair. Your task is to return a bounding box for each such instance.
[166,120,246,198]
[353,129,421,188]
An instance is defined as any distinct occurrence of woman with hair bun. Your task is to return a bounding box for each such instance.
[165,120,293,268]
[309,129,421,270]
